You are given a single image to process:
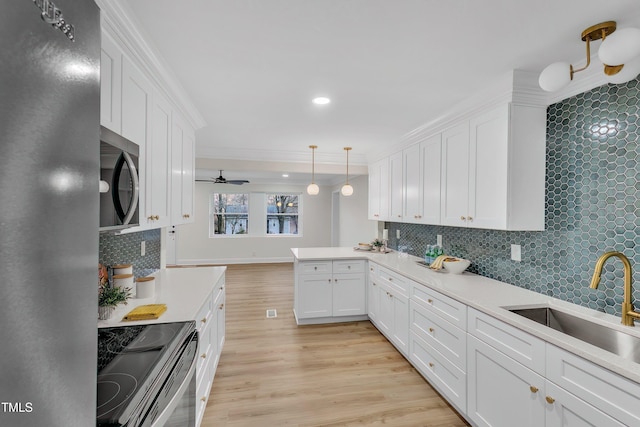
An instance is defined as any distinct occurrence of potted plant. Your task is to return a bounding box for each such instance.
[98,284,132,320]
[371,238,384,252]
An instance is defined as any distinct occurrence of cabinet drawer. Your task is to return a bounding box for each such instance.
[410,330,466,412]
[468,308,545,375]
[412,284,467,330]
[333,260,365,274]
[378,266,410,296]
[410,300,466,372]
[196,362,212,426]
[547,345,640,427]
[298,261,332,275]
[195,296,213,332]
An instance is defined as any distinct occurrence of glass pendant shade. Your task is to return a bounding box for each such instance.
[539,62,572,92]
[598,28,640,66]
[307,183,319,195]
[604,55,640,84]
[341,184,353,196]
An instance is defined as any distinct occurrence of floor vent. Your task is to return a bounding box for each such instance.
[266,309,277,319]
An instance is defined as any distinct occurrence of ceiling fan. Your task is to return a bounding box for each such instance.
[196,170,250,185]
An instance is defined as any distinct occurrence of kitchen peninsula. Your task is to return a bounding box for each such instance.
[292,247,640,426]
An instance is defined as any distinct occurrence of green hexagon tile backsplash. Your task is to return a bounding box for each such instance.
[386,79,640,317]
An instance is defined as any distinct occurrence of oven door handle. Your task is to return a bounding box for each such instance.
[150,336,198,427]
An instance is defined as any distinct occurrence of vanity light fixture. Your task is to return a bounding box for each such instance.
[341,147,354,197]
[539,21,640,92]
[306,145,319,195]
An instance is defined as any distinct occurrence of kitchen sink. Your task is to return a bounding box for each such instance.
[508,306,640,363]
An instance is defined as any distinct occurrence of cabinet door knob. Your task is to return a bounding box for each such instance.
[427,299,433,304]
[201,397,206,402]
[347,265,351,269]
[201,318,207,323]
[314,266,317,270]
[428,362,434,368]
[460,216,466,220]
[334,278,338,282]
[429,328,435,333]
[201,353,207,359]
[545,396,555,404]
[468,216,473,221]
[397,214,401,218]
[219,304,224,309]
[328,279,332,283]
[529,386,539,393]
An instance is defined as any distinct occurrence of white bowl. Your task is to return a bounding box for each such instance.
[442,258,471,274]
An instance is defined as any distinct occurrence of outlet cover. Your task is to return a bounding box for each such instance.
[511,244,521,262]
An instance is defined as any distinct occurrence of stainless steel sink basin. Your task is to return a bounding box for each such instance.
[509,307,640,363]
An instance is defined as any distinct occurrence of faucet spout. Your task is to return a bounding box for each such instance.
[590,251,638,326]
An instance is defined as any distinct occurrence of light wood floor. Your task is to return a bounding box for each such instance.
[202,263,469,427]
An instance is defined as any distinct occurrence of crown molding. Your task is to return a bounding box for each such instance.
[95,0,207,130]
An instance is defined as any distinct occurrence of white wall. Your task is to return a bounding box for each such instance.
[332,175,378,247]
[174,181,332,264]
[174,175,377,264]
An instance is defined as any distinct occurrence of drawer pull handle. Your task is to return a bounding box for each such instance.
[334,279,338,282]
[545,396,555,404]
[529,386,539,393]
[428,362,434,368]
[201,353,207,359]
[429,328,434,333]
[460,216,466,221]
[314,266,317,270]
[388,277,393,281]
[201,397,206,402]
[348,265,351,269]
[201,318,207,323]
[427,299,433,304]
[328,279,332,283]
[219,304,224,309]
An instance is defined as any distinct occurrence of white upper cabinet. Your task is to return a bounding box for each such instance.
[368,70,547,231]
[100,29,122,134]
[368,158,390,221]
[403,144,421,223]
[99,11,203,232]
[389,152,403,221]
[171,113,195,225]
[440,123,471,227]
[420,134,442,224]
[147,90,172,228]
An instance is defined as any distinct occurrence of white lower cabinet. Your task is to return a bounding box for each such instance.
[467,308,639,427]
[294,260,366,324]
[369,264,410,356]
[545,380,625,427]
[467,334,545,427]
[195,275,225,427]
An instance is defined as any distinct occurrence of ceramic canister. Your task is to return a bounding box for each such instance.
[135,276,155,299]
[113,273,135,296]
[113,263,133,275]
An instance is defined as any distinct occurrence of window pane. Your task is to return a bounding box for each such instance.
[211,193,249,235]
[266,194,299,235]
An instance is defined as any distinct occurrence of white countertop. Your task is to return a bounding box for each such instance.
[292,247,640,383]
[98,266,226,328]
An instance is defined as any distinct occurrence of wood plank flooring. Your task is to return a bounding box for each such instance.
[202,263,469,427]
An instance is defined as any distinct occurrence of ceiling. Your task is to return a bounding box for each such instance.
[123,0,640,183]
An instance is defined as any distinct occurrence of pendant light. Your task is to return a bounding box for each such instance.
[341,147,353,197]
[306,145,319,195]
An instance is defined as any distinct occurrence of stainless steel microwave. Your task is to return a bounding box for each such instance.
[99,126,140,232]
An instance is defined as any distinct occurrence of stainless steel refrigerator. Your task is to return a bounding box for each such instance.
[0,1,100,425]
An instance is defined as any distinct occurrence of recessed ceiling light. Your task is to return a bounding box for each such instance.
[312,97,331,105]
[282,173,289,178]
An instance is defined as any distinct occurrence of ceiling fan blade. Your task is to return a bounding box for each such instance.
[226,180,250,185]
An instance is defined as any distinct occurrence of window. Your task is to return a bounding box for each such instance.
[211,193,248,235]
[266,194,299,235]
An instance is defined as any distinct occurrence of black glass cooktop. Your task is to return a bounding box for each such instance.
[97,322,193,426]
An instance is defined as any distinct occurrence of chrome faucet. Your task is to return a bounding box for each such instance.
[589,251,639,326]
